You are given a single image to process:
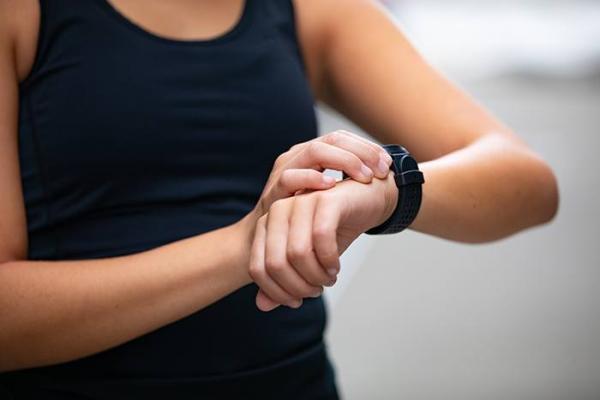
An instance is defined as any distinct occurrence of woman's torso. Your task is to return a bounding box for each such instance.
[2,0,338,398]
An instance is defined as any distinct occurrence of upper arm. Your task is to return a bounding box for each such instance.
[297,0,518,162]
[0,0,37,263]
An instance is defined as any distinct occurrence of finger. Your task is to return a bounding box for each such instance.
[269,169,336,205]
[312,194,342,276]
[287,195,335,287]
[275,132,391,180]
[272,141,310,169]
[318,131,392,178]
[288,141,375,184]
[249,216,299,311]
[265,200,324,300]
[326,130,391,160]
[328,130,393,167]
[256,289,281,312]
[250,217,280,312]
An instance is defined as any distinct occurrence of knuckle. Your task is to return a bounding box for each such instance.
[254,215,267,229]
[312,192,333,209]
[274,153,286,167]
[313,223,332,240]
[287,243,309,262]
[289,142,304,153]
[316,190,333,202]
[257,214,268,226]
[248,263,262,281]
[323,131,342,145]
[277,169,293,188]
[269,198,285,212]
[265,257,286,275]
[306,140,323,156]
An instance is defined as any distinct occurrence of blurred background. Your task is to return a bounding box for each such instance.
[321,0,600,399]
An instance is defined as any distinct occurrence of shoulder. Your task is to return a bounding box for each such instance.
[292,0,381,34]
[0,0,40,82]
[291,0,390,99]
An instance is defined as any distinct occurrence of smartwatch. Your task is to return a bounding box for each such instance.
[365,144,424,235]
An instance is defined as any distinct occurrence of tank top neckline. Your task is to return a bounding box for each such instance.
[95,0,252,47]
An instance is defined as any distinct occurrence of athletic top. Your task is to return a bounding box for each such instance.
[1,1,339,398]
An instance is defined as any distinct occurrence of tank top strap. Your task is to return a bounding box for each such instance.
[257,0,299,38]
[254,0,307,71]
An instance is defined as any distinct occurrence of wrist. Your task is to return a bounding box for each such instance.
[230,211,259,286]
[376,171,399,227]
[365,144,424,235]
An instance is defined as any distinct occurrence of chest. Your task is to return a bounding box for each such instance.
[18,1,319,202]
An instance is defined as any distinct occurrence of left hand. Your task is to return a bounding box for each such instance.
[248,171,398,311]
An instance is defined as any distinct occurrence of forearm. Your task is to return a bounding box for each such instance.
[408,133,559,243]
[0,213,255,372]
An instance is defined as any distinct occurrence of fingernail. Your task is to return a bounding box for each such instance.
[327,268,338,277]
[310,291,322,298]
[378,158,389,175]
[361,165,373,179]
[383,152,393,165]
[322,175,336,185]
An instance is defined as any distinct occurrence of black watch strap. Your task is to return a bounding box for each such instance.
[365,144,424,235]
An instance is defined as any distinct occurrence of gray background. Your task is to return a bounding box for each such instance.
[320,1,600,399]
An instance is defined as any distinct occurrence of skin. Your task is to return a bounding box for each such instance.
[0,0,558,371]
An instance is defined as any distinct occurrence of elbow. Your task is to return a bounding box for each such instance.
[499,133,560,228]
[0,349,15,374]
[543,166,560,224]
[531,156,560,226]
[0,321,42,373]
[462,152,559,245]
[496,134,560,234]
[0,326,20,373]
[0,263,31,373]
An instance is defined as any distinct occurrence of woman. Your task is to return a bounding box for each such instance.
[0,0,558,398]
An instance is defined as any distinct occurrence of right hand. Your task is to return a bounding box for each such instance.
[251,130,392,218]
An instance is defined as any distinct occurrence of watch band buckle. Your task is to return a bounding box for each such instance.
[395,170,424,186]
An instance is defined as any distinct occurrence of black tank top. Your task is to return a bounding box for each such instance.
[2,1,339,398]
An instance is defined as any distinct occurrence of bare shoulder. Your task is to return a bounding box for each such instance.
[292,0,389,100]
[0,0,40,82]
[0,1,38,262]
